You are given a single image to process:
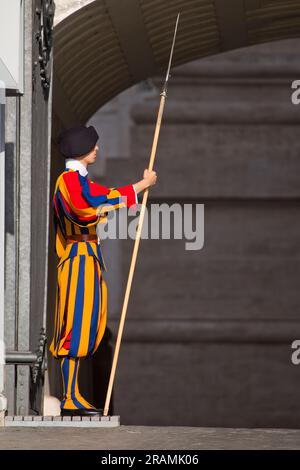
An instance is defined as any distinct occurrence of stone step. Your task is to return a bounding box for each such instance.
[4,415,120,428]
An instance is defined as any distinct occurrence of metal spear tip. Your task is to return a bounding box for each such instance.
[164,12,181,85]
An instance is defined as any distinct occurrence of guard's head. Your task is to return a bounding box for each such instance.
[57,125,99,158]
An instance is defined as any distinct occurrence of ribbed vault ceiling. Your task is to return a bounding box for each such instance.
[53,0,300,125]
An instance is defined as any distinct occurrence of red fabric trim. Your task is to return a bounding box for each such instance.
[62,171,136,211]
[87,179,110,196]
[118,184,137,209]
[62,331,71,350]
[62,172,91,209]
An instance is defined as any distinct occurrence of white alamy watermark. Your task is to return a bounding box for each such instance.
[97,203,204,251]
[291,340,300,365]
[288,86,300,365]
[0,340,4,367]
[291,80,300,104]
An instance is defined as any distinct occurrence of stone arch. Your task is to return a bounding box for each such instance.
[53,0,300,127]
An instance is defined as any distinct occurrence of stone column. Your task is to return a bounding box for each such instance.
[4,0,53,415]
[0,83,7,425]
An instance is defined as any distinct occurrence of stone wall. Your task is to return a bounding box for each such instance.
[87,39,300,427]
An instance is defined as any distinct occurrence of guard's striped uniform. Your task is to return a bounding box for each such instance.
[49,168,136,359]
[60,357,95,410]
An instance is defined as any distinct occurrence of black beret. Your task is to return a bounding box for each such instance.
[57,125,99,158]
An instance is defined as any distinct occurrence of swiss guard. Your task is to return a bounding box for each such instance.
[50,125,157,416]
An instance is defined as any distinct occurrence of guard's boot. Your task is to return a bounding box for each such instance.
[60,408,103,417]
[60,357,103,416]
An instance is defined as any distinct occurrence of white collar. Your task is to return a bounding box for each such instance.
[65,158,88,177]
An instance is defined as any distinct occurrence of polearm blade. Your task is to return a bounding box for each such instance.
[103,13,181,417]
[163,12,180,95]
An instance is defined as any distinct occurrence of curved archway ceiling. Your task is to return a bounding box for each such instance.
[53,0,300,124]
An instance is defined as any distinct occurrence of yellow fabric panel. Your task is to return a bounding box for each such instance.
[62,256,80,348]
[92,273,107,354]
[55,224,67,259]
[77,256,95,357]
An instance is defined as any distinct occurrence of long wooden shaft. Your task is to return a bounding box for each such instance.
[103,93,166,416]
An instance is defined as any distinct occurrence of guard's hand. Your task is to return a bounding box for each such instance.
[143,169,157,187]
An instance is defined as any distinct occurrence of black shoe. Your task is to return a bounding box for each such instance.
[61,408,103,417]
